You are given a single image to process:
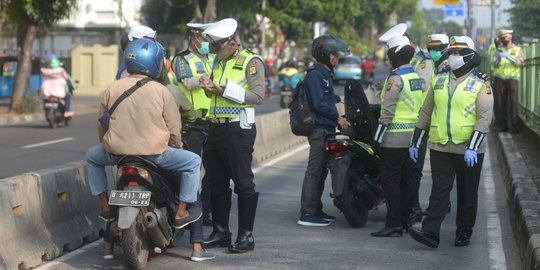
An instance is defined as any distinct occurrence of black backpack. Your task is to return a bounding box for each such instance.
[289,71,316,136]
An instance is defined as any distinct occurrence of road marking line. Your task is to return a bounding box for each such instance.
[21,137,74,149]
[484,147,508,270]
[253,143,309,174]
[33,241,101,270]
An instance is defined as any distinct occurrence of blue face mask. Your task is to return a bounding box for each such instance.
[198,42,210,55]
[429,50,442,62]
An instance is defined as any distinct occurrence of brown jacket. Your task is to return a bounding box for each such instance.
[98,74,182,155]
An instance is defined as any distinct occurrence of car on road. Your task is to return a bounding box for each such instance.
[333,55,362,84]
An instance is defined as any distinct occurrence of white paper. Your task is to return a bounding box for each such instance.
[222,80,246,104]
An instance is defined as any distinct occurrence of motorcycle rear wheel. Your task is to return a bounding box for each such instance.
[339,170,368,228]
[121,212,150,270]
[46,110,55,128]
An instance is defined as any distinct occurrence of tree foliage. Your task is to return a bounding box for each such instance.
[508,0,540,40]
[0,0,77,113]
[141,0,421,54]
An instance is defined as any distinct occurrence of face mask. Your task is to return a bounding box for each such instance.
[429,50,442,62]
[448,53,474,70]
[198,42,210,55]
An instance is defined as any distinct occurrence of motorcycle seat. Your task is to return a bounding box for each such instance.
[117,155,158,170]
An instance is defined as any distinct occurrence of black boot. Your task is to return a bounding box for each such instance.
[203,189,232,248]
[229,192,258,253]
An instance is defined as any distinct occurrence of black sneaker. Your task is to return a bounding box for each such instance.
[297,214,331,226]
[317,211,336,222]
[173,208,202,229]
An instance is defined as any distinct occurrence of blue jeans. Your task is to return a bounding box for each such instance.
[86,144,200,203]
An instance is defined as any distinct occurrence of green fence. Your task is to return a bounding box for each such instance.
[520,44,540,130]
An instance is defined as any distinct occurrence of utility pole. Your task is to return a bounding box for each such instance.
[261,0,266,58]
[490,0,496,41]
[466,0,472,37]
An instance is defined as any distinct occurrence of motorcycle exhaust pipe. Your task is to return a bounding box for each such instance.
[143,211,170,248]
[154,208,173,241]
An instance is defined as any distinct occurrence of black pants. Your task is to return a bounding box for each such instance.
[412,135,429,210]
[494,77,519,130]
[379,147,416,227]
[422,150,484,238]
[203,122,257,198]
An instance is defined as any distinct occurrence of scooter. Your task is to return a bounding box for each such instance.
[108,156,183,270]
[43,96,71,128]
[278,69,303,109]
[326,79,384,228]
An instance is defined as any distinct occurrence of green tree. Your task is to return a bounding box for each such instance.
[508,0,540,40]
[0,0,77,113]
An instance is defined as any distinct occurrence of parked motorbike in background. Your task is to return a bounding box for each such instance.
[44,96,71,128]
[278,62,303,109]
[326,79,384,227]
[107,156,183,270]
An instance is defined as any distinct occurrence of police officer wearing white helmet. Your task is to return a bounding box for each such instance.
[116,25,157,80]
[371,35,425,237]
[198,18,265,253]
[409,36,493,248]
[409,34,451,221]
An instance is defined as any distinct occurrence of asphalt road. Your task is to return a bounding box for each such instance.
[33,139,521,270]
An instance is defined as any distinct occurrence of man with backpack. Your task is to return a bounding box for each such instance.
[296,35,350,227]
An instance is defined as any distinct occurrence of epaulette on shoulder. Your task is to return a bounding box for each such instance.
[244,48,256,55]
[473,70,490,82]
[175,49,190,57]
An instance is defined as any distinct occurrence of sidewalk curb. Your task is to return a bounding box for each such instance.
[0,106,98,127]
[494,128,540,270]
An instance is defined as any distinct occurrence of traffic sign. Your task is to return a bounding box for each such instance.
[445,1,464,17]
[434,0,459,5]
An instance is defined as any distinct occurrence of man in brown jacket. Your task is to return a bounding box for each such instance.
[86,39,202,231]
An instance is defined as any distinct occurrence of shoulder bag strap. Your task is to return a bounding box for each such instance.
[108,77,152,115]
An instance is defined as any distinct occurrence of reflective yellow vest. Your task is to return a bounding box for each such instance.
[493,46,521,80]
[429,70,484,144]
[381,66,424,133]
[174,51,214,116]
[410,50,429,72]
[209,49,259,118]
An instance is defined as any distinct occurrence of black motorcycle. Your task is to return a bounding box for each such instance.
[108,156,183,270]
[43,96,71,128]
[326,80,384,228]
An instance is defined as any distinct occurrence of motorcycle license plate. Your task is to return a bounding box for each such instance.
[45,103,58,109]
[281,92,292,96]
[109,190,151,206]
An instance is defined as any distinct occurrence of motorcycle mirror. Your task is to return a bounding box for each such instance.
[334,95,342,103]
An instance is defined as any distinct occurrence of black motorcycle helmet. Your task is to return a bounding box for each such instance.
[311,35,350,69]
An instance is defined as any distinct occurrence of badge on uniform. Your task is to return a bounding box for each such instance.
[419,61,426,69]
[463,80,476,93]
[195,62,205,74]
[485,83,492,95]
[433,77,445,90]
[248,61,257,76]
[409,78,423,91]
[385,81,393,91]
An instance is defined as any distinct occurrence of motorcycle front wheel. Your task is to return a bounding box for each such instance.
[121,212,150,270]
[339,170,368,228]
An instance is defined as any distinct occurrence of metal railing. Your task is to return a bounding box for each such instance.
[520,44,540,129]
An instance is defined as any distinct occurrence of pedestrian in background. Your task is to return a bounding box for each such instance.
[297,35,350,227]
[492,29,523,134]
[409,36,493,248]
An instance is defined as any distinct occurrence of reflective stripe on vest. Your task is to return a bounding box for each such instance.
[177,53,214,113]
[209,49,259,118]
[381,66,424,133]
[493,46,521,80]
[429,71,482,145]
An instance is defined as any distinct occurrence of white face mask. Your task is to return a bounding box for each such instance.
[448,53,474,70]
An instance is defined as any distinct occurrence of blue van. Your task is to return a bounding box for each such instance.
[0,54,45,98]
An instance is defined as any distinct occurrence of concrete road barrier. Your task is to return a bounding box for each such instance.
[0,164,104,270]
[0,109,322,269]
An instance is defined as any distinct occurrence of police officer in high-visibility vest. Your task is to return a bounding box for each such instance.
[172,22,216,227]
[169,21,217,262]
[371,35,425,237]
[408,36,493,248]
[199,18,265,253]
[410,34,451,221]
[492,29,523,134]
